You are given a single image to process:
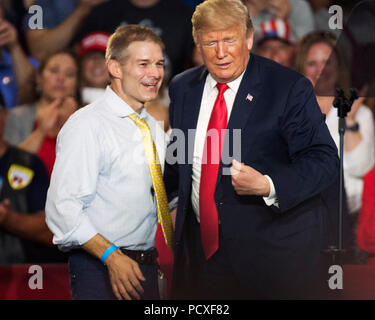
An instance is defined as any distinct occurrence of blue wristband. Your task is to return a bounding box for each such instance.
[100,244,118,264]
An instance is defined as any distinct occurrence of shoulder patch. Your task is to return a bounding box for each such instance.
[8,164,34,190]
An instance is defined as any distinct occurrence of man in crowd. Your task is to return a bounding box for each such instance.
[0,102,65,264]
[243,0,315,41]
[255,18,296,68]
[74,0,194,82]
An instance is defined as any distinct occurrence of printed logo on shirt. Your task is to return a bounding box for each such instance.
[8,164,34,190]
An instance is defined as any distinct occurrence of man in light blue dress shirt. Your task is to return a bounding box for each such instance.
[45,25,168,300]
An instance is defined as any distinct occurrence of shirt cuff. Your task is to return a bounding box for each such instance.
[53,214,98,251]
[263,175,279,208]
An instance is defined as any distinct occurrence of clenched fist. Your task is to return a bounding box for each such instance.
[230,159,270,197]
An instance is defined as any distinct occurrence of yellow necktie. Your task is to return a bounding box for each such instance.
[128,113,174,250]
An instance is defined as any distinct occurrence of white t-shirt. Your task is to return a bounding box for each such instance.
[326,104,375,214]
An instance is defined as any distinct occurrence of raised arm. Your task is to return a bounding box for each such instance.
[0,19,35,105]
[25,0,108,61]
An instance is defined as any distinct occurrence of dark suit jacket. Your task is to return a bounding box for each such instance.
[164,54,340,299]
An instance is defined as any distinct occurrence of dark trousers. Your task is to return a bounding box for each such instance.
[174,214,246,299]
[173,211,325,299]
[68,250,159,300]
[192,224,245,299]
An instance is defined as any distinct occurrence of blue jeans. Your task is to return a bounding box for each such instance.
[68,250,160,300]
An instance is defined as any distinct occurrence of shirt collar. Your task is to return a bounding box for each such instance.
[103,85,148,120]
[206,69,246,94]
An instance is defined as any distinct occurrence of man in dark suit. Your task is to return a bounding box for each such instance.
[164,0,339,299]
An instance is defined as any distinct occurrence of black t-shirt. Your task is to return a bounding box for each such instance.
[76,0,194,82]
[0,146,67,264]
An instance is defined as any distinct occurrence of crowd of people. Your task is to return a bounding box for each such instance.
[0,0,374,299]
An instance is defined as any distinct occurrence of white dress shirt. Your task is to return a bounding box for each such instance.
[326,104,375,214]
[191,72,277,222]
[81,87,106,105]
[45,86,168,251]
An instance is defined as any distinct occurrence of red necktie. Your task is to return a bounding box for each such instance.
[199,83,229,260]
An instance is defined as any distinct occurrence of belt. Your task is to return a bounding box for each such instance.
[119,247,158,265]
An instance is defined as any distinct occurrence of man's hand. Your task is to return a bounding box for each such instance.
[268,0,291,20]
[82,234,147,300]
[230,159,270,196]
[105,249,146,300]
[0,19,18,50]
[0,199,11,225]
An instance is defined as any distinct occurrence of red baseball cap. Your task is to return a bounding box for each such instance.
[79,31,111,57]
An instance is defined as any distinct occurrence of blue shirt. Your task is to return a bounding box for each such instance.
[23,0,79,29]
[45,86,168,251]
[0,50,38,109]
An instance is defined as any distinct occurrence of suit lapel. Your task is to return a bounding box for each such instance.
[180,67,208,185]
[181,67,208,132]
[227,54,262,132]
[215,54,263,191]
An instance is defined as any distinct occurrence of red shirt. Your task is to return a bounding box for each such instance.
[33,122,56,178]
[37,135,56,178]
[357,168,375,261]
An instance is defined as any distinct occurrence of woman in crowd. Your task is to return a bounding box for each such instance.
[295,30,375,263]
[3,50,80,177]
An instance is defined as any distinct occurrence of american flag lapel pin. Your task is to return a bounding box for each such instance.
[246,93,254,102]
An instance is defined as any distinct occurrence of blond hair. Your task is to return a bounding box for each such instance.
[105,24,164,64]
[192,0,253,42]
